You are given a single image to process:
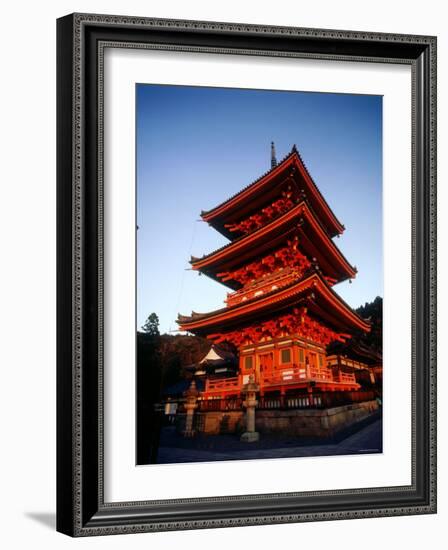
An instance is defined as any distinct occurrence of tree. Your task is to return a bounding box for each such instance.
[141,312,160,336]
[137,312,161,464]
[356,296,383,353]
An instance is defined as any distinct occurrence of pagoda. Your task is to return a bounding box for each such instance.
[178,143,370,403]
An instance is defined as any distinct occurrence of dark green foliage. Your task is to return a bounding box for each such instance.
[136,315,163,464]
[355,296,383,354]
[327,296,383,363]
[141,312,160,336]
[136,313,211,463]
[158,333,210,385]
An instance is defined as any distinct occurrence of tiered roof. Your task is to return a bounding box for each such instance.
[178,144,369,339]
[178,271,369,335]
[201,145,345,239]
[192,201,356,289]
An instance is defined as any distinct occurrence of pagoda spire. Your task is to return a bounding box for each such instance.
[271,141,277,169]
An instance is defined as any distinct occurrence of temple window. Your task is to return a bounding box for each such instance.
[299,348,305,364]
[244,355,254,370]
[280,348,292,364]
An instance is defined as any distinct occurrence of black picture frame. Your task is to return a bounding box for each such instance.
[57,13,437,536]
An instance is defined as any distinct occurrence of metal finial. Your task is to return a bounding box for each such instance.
[271,141,277,168]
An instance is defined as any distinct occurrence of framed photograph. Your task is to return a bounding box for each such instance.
[57,13,437,536]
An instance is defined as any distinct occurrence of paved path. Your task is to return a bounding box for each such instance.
[156,417,382,464]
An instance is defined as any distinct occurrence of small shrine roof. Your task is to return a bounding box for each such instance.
[198,345,236,365]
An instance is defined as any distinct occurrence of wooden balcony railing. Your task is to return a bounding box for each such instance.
[335,371,357,384]
[190,390,377,413]
[202,365,358,397]
[225,270,297,307]
[261,364,333,387]
[309,365,333,381]
[261,365,307,387]
[326,355,369,371]
[205,376,240,393]
[197,397,243,412]
[258,395,324,409]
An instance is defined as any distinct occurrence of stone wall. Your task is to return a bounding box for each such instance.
[182,400,379,438]
[200,411,244,435]
[256,400,379,437]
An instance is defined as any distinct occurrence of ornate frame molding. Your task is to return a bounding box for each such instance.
[57,13,436,536]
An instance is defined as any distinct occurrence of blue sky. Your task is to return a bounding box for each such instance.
[136,84,382,334]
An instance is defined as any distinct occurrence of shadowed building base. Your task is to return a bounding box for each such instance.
[155,414,383,464]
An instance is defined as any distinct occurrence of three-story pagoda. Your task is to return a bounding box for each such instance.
[178,144,370,402]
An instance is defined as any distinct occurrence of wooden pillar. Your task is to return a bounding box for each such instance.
[307,384,313,406]
[280,387,286,408]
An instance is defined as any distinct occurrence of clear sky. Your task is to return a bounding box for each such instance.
[136,84,382,335]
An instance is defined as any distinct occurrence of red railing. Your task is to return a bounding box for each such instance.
[246,391,375,410]
[335,371,357,384]
[319,390,376,408]
[262,365,307,386]
[308,365,333,381]
[205,376,240,393]
[326,355,369,371]
[189,390,377,413]
[225,270,297,307]
[202,365,358,397]
[197,398,243,412]
[261,364,333,387]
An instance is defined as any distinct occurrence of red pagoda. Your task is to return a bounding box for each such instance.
[178,143,371,405]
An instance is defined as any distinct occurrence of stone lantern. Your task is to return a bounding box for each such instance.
[240,375,260,442]
[183,380,199,437]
